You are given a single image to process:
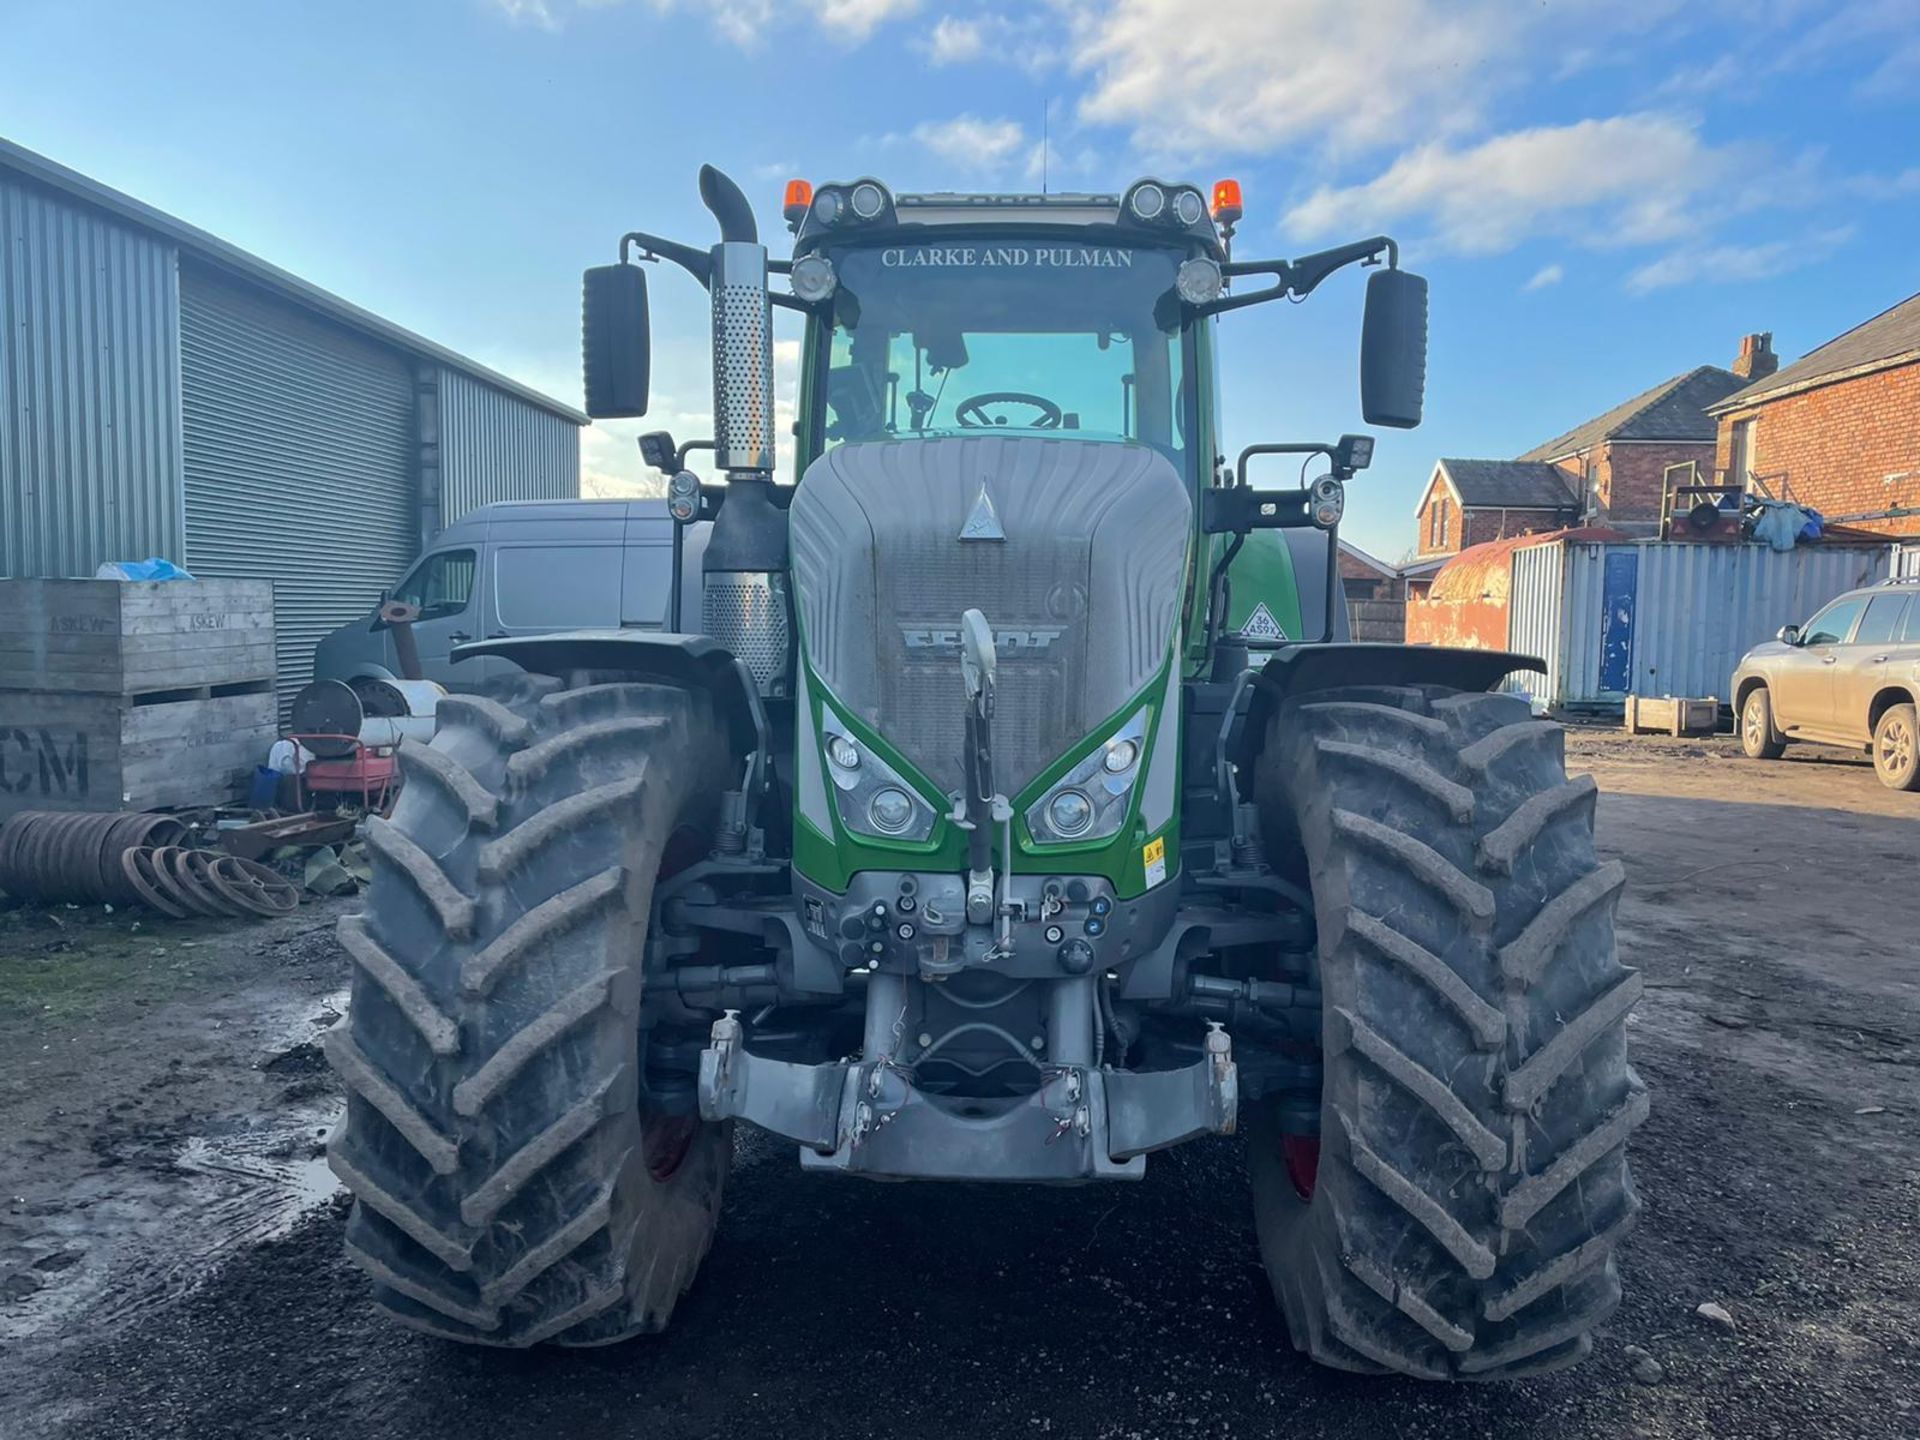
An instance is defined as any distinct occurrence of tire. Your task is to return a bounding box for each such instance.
[326,674,735,1346]
[1741,687,1786,760]
[1248,685,1646,1380]
[1872,702,1920,791]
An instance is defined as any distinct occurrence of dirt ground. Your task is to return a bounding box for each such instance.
[0,728,1914,1439]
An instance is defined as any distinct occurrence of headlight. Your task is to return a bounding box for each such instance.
[1129,183,1166,221]
[1047,789,1094,837]
[1026,706,1150,844]
[1310,476,1345,529]
[850,181,886,219]
[820,708,936,842]
[1176,257,1223,305]
[790,253,837,303]
[1173,188,1206,226]
[869,788,914,834]
[811,189,844,226]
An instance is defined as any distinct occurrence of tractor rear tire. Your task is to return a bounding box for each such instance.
[1249,685,1645,1379]
[326,673,735,1346]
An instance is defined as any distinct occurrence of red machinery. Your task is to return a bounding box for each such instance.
[291,733,398,813]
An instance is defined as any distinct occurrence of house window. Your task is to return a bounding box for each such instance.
[1429,496,1449,548]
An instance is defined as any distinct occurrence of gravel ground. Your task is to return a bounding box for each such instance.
[0,730,1914,1439]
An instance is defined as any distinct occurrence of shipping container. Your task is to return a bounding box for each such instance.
[1508,539,1892,711]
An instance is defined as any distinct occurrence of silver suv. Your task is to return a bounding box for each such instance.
[1733,578,1920,790]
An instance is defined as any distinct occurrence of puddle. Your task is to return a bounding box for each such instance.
[0,989,349,1343]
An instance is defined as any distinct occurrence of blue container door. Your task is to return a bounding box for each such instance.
[1599,550,1638,694]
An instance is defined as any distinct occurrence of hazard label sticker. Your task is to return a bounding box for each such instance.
[1236,602,1286,644]
[1142,835,1167,888]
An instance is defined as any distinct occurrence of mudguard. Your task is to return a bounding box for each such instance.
[1233,642,1544,777]
[455,630,762,754]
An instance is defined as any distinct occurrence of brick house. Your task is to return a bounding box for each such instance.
[1414,339,1764,556]
[1413,459,1577,557]
[1706,293,1920,538]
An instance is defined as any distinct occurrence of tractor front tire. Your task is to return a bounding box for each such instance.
[1249,685,1646,1379]
[326,674,734,1346]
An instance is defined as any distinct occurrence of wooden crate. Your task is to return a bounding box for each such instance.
[0,579,275,697]
[1623,694,1720,737]
[0,689,278,821]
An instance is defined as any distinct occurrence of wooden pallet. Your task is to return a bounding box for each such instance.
[1623,694,1720,737]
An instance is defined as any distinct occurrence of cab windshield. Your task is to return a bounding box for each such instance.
[816,240,1193,476]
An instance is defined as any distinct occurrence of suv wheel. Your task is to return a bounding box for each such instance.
[1873,703,1920,791]
[1740,688,1785,761]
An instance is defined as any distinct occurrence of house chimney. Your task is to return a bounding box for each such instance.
[1733,332,1778,381]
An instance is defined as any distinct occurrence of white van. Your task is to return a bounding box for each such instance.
[313,499,701,690]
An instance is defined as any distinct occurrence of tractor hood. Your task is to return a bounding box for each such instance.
[790,434,1191,797]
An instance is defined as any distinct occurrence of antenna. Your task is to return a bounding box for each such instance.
[1041,98,1050,195]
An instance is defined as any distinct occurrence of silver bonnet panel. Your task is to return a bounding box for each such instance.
[791,435,1190,796]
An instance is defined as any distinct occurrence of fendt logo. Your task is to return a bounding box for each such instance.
[900,625,1066,654]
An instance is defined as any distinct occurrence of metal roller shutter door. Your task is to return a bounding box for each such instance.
[179,265,415,713]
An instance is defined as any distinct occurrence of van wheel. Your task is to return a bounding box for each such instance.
[1873,703,1920,791]
[1740,689,1785,760]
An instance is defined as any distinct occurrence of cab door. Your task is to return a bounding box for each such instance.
[1773,595,1866,734]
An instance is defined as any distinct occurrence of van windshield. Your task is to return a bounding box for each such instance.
[818,241,1192,475]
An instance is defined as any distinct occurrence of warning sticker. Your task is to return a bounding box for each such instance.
[1236,602,1287,644]
[1143,835,1167,889]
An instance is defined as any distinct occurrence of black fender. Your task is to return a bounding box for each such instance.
[455,630,764,758]
[1232,642,1544,779]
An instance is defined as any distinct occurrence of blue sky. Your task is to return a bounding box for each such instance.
[5,0,1917,560]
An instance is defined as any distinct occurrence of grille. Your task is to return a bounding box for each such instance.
[703,572,791,695]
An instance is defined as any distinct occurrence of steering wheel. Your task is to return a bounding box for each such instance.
[954,391,1064,429]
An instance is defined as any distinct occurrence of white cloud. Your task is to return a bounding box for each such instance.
[1068,0,1522,159]
[911,115,1029,171]
[492,0,558,28]
[636,0,912,46]
[1524,263,1565,291]
[926,15,985,63]
[920,12,1060,71]
[1284,114,1724,254]
[1623,225,1855,293]
[817,0,921,40]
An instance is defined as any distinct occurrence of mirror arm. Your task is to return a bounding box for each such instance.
[1198,235,1399,317]
[619,230,712,287]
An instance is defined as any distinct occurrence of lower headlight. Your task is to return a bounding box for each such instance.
[1025,705,1150,845]
[869,787,914,834]
[1046,789,1094,837]
[818,707,936,842]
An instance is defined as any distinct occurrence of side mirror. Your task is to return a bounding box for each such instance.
[582,264,651,418]
[1777,624,1801,646]
[1360,268,1428,429]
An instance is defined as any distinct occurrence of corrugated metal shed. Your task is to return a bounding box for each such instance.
[180,265,418,709]
[1,170,183,576]
[1511,540,1892,708]
[436,366,580,528]
[1897,542,1920,580]
[1,138,589,722]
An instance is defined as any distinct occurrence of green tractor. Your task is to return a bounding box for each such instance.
[325,167,1644,1378]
